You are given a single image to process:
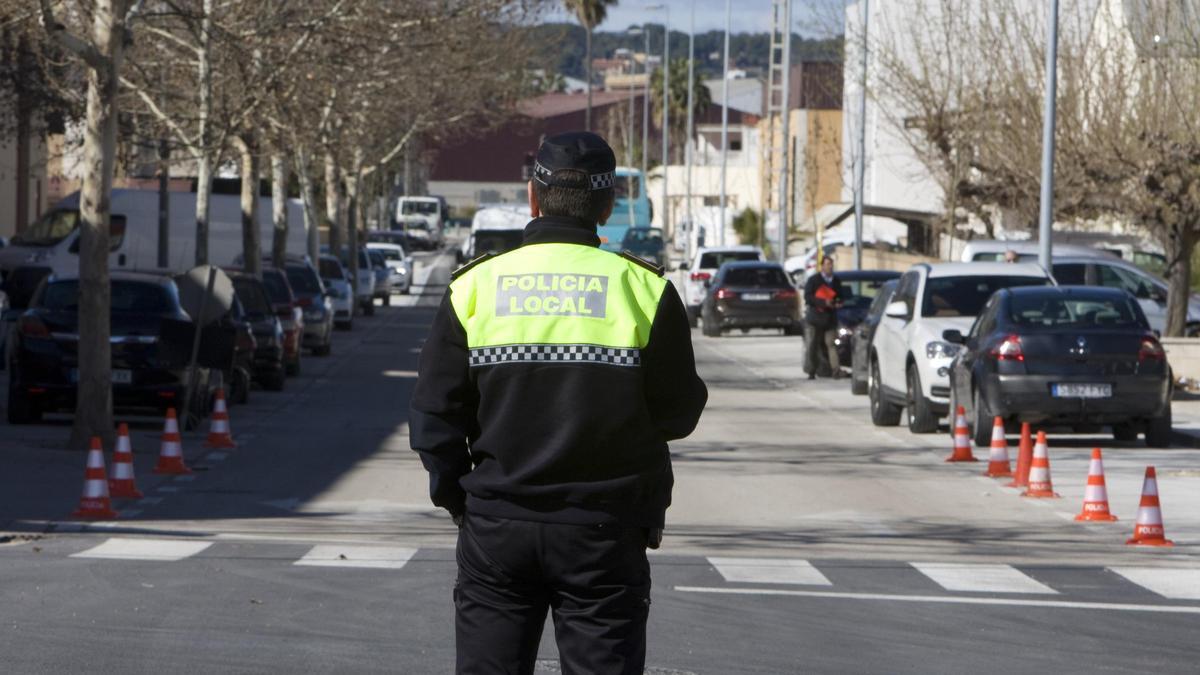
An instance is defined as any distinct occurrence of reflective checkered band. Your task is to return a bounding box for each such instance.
[589,171,615,190]
[469,344,641,367]
[532,161,614,191]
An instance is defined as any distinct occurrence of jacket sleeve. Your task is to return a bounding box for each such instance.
[641,282,707,441]
[409,290,477,516]
[803,274,819,307]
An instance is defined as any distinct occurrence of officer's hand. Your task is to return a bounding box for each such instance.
[647,527,663,550]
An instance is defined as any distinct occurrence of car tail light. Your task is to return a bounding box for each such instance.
[1139,335,1165,362]
[18,315,50,338]
[157,391,176,399]
[296,297,313,308]
[989,334,1025,361]
[690,271,712,283]
[715,288,735,300]
[774,288,799,301]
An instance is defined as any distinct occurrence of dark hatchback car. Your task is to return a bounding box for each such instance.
[828,270,902,372]
[621,227,666,267]
[850,278,900,395]
[7,272,217,425]
[946,286,1172,447]
[701,262,800,337]
[281,261,333,356]
[227,272,287,392]
[259,267,304,376]
[216,296,256,405]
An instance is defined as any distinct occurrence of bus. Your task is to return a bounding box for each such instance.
[597,167,651,253]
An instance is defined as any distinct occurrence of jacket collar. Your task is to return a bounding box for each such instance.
[523,215,601,248]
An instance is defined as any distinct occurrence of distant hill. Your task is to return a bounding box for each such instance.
[529,23,843,82]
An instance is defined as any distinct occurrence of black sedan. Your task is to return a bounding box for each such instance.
[946,286,1172,447]
[7,272,217,425]
[228,272,287,392]
[849,278,900,395]
[701,262,800,337]
[831,270,902,371]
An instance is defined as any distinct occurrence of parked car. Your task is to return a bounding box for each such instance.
[328,247,377,317]
[365,242,412,295]
[621,227,666,267]
[257,267,304,376]
[681,245,766,326]
[945,286,1172,447]
[318,254,354,330]
[1051,257,1200,337]
[218,295,256,405]
[281,260,333,356]
[850,278,900,396]
[959,240,1119,263]
[367,249,392,305]
[868,262,1054,433]
[700,262,800,337]
[826,270,902,371]
[7,272,218,425]
[227,272,286,391]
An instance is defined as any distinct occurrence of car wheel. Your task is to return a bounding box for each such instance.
[286,357,301,377]
[262,370,285,392]
[687,306,700,328]
[313,341,332,357]
[784,323,803,337]
[701,309,721,338]
[1145,406,1172,448]
[233,368,251,405]
[364,302,376,317]
[383,294,391,306]
[869,357,902,427]
[972,388,994,448]
[1112,423,1139,442]
[906,363,939,434]
[850,357,869,395]
[6,372,41,424]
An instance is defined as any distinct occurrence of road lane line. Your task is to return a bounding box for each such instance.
[912,562,1057,594]
[206,452,229,461]
[70,537,212,561]
[294,545,418,570]
[672,586,1200,614]
[1110,567,1200,600]
[708,557,832,586]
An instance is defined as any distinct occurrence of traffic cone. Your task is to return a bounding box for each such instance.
[1022,432,1060,498]
[153,408,192,475]
[983,417,1012,477]
[204,389,237,449]
[1126,466,1174,546]
[945,406,977,462]
[1006,423,1034,487]
[108,423,144,499]
[72,437,118,520]
[1075,448,1117,521]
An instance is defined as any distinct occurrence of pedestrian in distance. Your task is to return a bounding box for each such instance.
[410,131,708,675]
[803,255,845,379]
[1004,249,1019,263]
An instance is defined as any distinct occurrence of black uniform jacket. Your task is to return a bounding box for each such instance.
[409,216,708,528]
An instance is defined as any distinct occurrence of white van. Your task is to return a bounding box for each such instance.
[958,240,1119,263]
[458,205,528,264]
[0,189,306,281]
[396,196,444,249]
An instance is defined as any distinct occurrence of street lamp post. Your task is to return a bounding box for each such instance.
[718,0,731,247]
[853,0,870,272]
[641,25,651,181]
[685,1,695,260]
[627,27,643,229]
[660,7,670,238]
[1037,0,1060,269]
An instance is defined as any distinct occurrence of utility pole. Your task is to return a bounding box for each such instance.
[641,25,651,181]
[1037,0,1060,269]
[627,27,642,227]
[766,0,793,263]
[852,0,870,271]
[660,7,670,238]
[685,1,695,260]
[718,0,731,247]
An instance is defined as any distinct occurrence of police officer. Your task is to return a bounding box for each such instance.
[410,131,707,675]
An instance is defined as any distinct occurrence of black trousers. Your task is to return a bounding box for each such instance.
[454,512,652,675]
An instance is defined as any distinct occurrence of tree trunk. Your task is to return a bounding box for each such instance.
[295,146,320,263]
[324,152,342,254]
[345,149,364,294]
[238,137,261,277]
[69,0,125,450]
[1164,226,1194,337]
[271,152,288,268]
[194,0,213,265]
[585,26,593,132]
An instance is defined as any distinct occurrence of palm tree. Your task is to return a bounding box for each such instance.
[651,58,712,163]
[564,0,618,131]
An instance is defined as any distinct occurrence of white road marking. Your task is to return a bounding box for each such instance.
[206,452,228,461]
[912,562,1057,594]
[156,486,179,493]
[71,537,212,561]
[294,545,418,570]
[708,557,832,586]
[137,497,163,506]
[174,475,196,482]
[117,509,142,518]
[673,586,1200,614]
[1110,568,1200,600]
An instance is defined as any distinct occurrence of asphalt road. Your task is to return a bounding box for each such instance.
[2,248,1199,674]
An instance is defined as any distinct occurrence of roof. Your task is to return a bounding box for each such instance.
[1006,285,1128,297]
[924,262,1050,279]
[834,270,902,281]
[960,240,1119,260]
[719,260,785,270]
[517,91,637,119]
[52,270,174,284]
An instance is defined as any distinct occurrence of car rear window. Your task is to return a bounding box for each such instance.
[922,275,1049,317]
[285,265,322,294]
[41,280,174,314]
[700,251,760,268]
[318,258,344,279]
[839,277,896,311]
[260,271,293,304]
[1010,294,1142,328]
[232,279,273,315]
[723,267,790,287]
[372,247,403,261]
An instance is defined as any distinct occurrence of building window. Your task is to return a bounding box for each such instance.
[730,139,742,152]
[703,196,720,206]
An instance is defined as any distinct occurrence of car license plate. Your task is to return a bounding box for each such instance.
[70,369,132,384]
[742,293,771,301]
[1052,383,1112,398]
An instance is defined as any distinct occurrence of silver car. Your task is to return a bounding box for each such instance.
[318,254,355,329]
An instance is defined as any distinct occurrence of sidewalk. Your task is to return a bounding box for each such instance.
[1169,392,1200,448]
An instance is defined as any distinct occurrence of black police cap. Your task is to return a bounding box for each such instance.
[532,131,616,191]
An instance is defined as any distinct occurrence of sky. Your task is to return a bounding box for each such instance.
[543,0,845,36]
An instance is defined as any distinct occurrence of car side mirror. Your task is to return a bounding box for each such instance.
[1150,287,1167,303]
[884,300,910,320]
[942,329,965,345]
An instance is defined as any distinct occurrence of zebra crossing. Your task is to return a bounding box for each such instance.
[40,536,1200,603]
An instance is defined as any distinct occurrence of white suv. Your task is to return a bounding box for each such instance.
[681,245,765,325]
[868,262,1053,433]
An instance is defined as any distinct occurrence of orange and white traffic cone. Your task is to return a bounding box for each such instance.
[108,423,144,499]
[1127,466,1174,546]
[72,437,118,520]
[153,408,192,475]
[983,417,1012,478]
[945,406,977,462]
[1075,448,1117,521]
[1022,432,1059,498]
[1006,423,1034,487]
[204,389,237,449]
